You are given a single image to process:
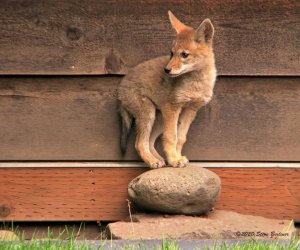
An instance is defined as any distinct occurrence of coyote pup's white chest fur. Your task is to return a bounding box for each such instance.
[118,11,216,169]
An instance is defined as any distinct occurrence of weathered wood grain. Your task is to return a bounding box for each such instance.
[0,167,299,221]
[0,1,298,75]
[0,76,299,161]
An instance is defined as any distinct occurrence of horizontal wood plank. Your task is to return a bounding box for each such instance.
[0,76,299,161]
[0,167,299,221]
[0,1,298,75]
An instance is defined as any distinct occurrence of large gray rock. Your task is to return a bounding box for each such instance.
[108,210,296,240]
[128,166,221,215]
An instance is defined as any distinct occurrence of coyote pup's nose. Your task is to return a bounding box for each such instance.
[164,68,171,74]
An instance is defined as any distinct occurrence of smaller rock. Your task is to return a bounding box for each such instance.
[0,230,19,241]
[128,166,221,215]
[108,210,296,240]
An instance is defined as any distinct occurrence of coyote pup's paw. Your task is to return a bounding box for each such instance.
[149,160,166,169]
[169,156,189,168]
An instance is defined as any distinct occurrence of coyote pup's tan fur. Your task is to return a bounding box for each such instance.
[118,11,216,169]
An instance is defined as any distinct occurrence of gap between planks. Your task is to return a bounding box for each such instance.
[0,162,299,168]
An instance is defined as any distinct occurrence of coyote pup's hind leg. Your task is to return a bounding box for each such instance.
[134,99,166,169]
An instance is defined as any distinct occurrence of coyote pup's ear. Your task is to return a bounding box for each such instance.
[195,19,214,44]
[168,10,189,34]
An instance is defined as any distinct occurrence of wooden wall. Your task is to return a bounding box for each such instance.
[1,166,300,221]
[0,0,299,221]
[0,0,298,75]
[0,76,299,161]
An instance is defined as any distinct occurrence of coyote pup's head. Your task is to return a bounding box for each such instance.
[164,11,215,77]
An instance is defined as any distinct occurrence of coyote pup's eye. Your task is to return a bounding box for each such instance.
[170,51,174,58]
[180,52,189,58]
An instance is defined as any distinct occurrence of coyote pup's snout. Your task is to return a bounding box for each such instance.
[118,11,216,169]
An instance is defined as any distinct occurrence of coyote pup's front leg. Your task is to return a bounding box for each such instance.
[162,104,188,168]
[176,101,207,156]
[176,108,198,156]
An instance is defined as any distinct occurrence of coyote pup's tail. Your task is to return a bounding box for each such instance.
[119,103,133,155]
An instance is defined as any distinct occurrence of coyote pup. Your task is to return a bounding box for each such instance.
[118,11,216,169]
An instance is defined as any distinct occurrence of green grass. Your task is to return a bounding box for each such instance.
[204,237,300,250]
[0,238,299,250]
[0,225,299,250]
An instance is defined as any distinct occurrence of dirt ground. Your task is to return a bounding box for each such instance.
[1,221,299,240]
[0,222,108,240]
